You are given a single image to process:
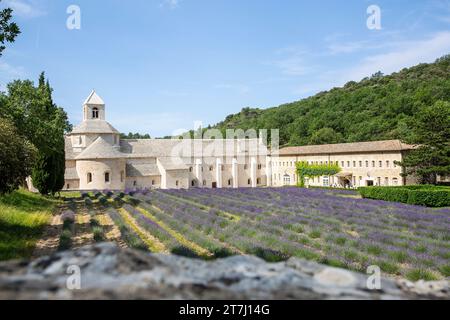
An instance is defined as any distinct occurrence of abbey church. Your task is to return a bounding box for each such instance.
[63,91,269,191]
[61,91,418,191]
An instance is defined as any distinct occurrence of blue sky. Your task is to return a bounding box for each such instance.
[1,0,449,137]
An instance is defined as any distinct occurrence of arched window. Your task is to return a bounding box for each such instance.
[228,179,232,186]
[283,174,290,186]
[92,107,99,119]
[87,173,93,184]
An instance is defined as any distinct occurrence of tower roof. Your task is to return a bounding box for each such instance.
[84,90,105,105]
[76,137,124,160]
[69,120,120,135]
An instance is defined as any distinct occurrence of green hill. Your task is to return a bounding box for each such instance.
[211,55,450,147]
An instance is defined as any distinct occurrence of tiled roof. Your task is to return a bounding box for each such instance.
[120,139,268,158]
[64,167,79,180]
[158,158,189,171]
[75,137,124,160]
[70,120,119,135]
[84,90,105,105]
[65,137,79,160]
[276,140,414,156]
[126,163,160,177]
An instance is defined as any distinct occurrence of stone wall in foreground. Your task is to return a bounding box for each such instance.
[0,243,448,300]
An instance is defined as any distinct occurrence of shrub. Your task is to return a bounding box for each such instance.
[84,197,93,207]
[98,196,108,206]
[92,226,104,242]
[406,269,439,281]
[359,186,450,207]
[58,230,72,250]
[407,190,450,207]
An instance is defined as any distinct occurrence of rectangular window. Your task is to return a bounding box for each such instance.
[372,161,375,168]
[386,161,390,168]
[379,161,382,168]
[341,161,344,167]
[359,161,362,167]
[347,161,350,167]
[105,172,110,183]
[385,177,389,186]
[120,171,124,183]
[353,161,356,167]
[377,177,381,186]
[323,176,329,187]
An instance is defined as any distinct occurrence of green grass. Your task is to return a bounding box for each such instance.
[406,269,439,281]
[0,189,59,261]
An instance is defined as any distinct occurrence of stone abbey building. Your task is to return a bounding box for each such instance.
[62,92,416,191]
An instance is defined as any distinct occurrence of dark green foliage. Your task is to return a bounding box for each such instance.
[120,132,151,139]
[58,230,72,251]
[92,226,104,242]
[1,72,70,195]
[0,0,20,57]
[209,55,450,147]
[98,196,108,206]
[0,118,36,194]
[170,246,200,259]
[359,186,450,207]
[397,100,450,184]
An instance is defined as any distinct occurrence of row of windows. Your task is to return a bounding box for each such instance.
[87,171,124,184]
[274,174,297,183]
[189,164,263,172]
[274,160,396,169]
[190,178,262,187]
[309,176,399,187]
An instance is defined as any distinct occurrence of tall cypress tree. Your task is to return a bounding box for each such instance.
[30,73,68,195]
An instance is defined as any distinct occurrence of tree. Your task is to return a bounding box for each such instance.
[210,55,450,147]
[120,132,151,139]
[399,101,450,184]
[0,0,20,57]
[1,73,70,195]
[309,128,343,145]
[0,118,36,194]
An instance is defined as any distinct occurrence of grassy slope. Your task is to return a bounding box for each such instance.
[0,189,59,261]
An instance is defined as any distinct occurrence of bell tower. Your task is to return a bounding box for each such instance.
[83,90,106,121]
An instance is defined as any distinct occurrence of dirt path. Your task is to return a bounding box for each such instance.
[71,205,94,249]
[96,212,127,248]
[31,214,63,258]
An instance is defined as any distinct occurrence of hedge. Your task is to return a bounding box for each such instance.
[358,186,450,207]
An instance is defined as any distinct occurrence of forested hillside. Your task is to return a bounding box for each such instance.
[212,55,450,147]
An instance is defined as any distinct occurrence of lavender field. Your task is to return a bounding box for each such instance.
[103,187,450,281]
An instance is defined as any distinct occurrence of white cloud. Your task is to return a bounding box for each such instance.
[345,31,450,81]
[2,0,45,18]
[268,47,316,76]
